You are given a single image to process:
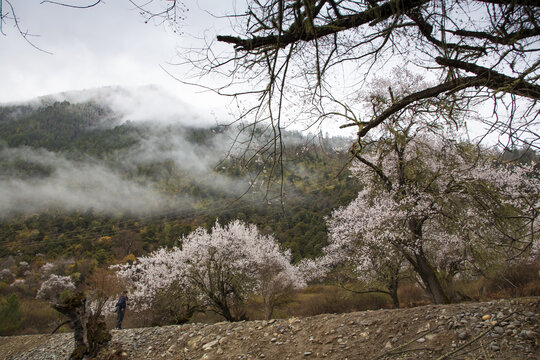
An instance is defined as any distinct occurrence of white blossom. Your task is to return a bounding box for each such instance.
[116,220,305,319]
[325,134,538,300]
[36,274,75,301]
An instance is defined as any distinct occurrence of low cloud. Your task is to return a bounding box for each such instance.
[36,85,219,128]
[0,89,346,218]
[0,127,257,218]
[0,147,175,217]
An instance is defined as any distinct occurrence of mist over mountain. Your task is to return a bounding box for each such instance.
[0,87,215,217]
[3,85,216,128]
[0,87,358,261]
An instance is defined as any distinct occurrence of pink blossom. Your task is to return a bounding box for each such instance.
[36,274,75,301]
[116,220,305,318]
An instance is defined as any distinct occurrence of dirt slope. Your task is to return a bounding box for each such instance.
[1,297,538,359]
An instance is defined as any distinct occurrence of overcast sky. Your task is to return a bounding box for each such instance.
[0,0,235,112]
[0,1,496,141]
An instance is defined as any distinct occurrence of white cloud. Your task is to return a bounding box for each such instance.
[0,0,231,119]
[36,85,219,127]
[0,147,173,216]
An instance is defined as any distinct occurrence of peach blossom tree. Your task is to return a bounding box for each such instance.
[116,220,305,321]
[324,133,538,304]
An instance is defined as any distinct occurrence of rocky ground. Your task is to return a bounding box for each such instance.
[0,297,538,360]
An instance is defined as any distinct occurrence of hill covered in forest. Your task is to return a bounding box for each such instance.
[0,86,359,264]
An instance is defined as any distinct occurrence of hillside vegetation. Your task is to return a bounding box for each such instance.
[0,93,538,341]
[0,97,361,335]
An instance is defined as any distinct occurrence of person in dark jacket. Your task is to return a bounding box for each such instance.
[115,290,128,329]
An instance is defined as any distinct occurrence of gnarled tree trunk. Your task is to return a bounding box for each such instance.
[53,292,111,359]
[405,219,450,305]
[413,252,450,304]
[387,275,401,309]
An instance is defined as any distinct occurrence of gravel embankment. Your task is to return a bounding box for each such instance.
[0,297,538,359]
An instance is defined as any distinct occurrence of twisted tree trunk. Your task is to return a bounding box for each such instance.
[413,252,450,304]
[53,292,111,359]
[405,219,450,304]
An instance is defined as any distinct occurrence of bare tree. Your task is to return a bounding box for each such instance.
[178,0,539,168]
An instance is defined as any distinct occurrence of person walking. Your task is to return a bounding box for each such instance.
[115,290,128,329]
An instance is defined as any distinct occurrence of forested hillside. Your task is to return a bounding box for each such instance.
[0,95,359,264]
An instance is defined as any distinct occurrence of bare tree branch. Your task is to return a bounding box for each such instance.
[351,76,481,137]
[217,0,430,50]
[40,1,103,9]
[436,57,540,100]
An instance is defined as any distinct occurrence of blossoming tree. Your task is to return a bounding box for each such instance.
[36,274,76,302]
[313,71,539,305]
[325,129,538,304]
[116,220,305,321]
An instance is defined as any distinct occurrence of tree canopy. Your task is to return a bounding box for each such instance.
[187,0,540,156]
[115,220,305,321]
[323,128,539,303]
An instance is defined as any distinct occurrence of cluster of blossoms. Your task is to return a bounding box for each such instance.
[40,262,55,274]
[10,279,25,288]
[36,274,75,301]
[115,220,305,319]
[354,136,535,259]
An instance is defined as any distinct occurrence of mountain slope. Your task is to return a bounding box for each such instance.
[0,88,359,262]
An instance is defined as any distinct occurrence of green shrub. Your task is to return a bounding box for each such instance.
[0,294,23,335]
